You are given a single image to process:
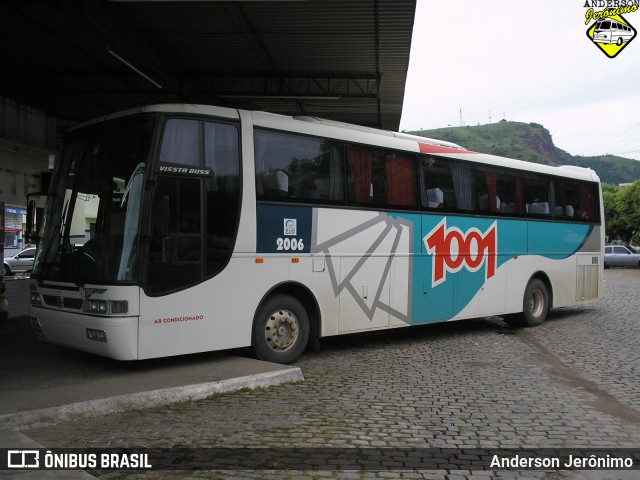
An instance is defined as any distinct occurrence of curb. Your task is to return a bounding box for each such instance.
[0,367,304,430]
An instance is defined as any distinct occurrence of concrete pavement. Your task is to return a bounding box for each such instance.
[0,315,303,463]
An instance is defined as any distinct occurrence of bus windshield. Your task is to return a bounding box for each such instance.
[33,115,156,284]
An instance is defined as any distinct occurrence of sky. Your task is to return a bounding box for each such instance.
[399,0,640,160]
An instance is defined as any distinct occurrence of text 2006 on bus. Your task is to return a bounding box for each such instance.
[27,104,604,363]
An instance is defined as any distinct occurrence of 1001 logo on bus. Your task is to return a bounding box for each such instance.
[424,219,497,287]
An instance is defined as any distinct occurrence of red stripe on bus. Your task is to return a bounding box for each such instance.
[418,143,477,155]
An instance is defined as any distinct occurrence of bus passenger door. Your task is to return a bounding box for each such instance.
[139,117,241,359]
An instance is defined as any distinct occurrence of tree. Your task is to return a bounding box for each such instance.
[617,181,640,244]
[602,183,623,242]
[603,181,640,244]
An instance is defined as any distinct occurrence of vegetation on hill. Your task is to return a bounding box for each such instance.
[565,155,640,186]
[408,121,640,185]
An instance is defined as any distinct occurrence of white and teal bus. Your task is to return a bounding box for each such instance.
[28,104,604,363]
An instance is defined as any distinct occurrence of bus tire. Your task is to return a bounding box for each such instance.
[252,294,310,364]
[506,278,549,327]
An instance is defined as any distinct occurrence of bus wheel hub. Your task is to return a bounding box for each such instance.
[266,310,299,351]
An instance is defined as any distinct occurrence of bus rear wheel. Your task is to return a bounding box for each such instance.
[506,278,549,327]
[252,294,310,364]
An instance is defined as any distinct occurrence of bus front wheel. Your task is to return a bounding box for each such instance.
[252,294,310,364]
[506,278,549,327]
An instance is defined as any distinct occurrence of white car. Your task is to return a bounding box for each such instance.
[4,247,37,276]
[604,245,640,269]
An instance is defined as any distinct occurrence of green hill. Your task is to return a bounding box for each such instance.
[564,155,640,185]
[408,121,640,185]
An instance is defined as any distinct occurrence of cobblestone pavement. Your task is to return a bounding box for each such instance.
[24,269,640,480]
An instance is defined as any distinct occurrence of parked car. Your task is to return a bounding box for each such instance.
[604,245,640,268]
[3,247,36,276]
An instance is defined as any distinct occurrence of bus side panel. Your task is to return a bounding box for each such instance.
[287,255,340,337]
[137,257,289,359]
[311,208,413,334]
[414,217,597,323]
[527,221,597,308]
[411,253,455,324]
[255,204,340,337]
[451,219,526,319]
[414,215,512,323]
[388,229,414,328]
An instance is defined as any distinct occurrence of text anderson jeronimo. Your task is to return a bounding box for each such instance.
[491,454,634,469]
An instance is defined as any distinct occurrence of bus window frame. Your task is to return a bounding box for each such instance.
[252,129,601,226]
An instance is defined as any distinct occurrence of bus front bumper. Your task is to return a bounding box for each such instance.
[30,306,139,360]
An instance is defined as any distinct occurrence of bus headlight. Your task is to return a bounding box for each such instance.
[83,300,108,314]
[109,301,128,314]
[30,283,41,305]
[30,293,42,306]
[82,300,128,315]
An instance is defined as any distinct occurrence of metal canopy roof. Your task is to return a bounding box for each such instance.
[1,0,416,131]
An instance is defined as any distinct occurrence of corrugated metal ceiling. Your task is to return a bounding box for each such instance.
[0,0,416,130]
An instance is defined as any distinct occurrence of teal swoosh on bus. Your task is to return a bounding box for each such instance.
[392,213,595,324]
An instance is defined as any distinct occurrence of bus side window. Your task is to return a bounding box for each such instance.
[497,173,524,216]
[203,122,241,278]
[146,118,240,295]
[476,168,524,216]
[419,156,453,210]
[578,183,598,222]
[524,174,555,218]
[255,129,345,205]
[477,169,500,214]
[346,145,387,207]
[564,180,598,222]
[386,152,417,209]
[419,156,474,213]
[159,119,201,166]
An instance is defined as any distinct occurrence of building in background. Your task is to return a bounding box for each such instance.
[1,98,57,253]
